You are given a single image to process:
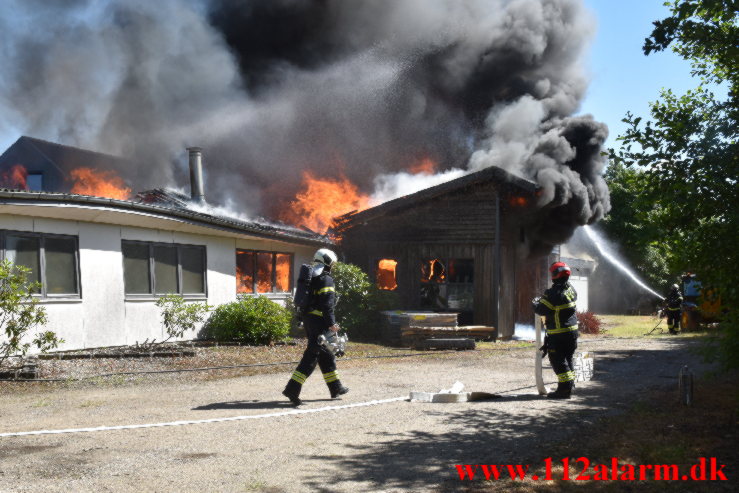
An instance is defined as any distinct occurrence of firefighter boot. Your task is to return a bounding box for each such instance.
[282,378,303,406]
[547,381,573,399]
[328,380,349,399]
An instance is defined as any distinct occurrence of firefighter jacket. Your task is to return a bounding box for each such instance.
[305,271,337,327]
[534,281,578,334]
[665,290,683,311]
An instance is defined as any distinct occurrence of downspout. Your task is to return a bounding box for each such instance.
[494,191,501,333]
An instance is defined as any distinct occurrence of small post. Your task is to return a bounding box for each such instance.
[678,365,693,406]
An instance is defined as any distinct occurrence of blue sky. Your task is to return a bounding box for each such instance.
[580,0,696,149]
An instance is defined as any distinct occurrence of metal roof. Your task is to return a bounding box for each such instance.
[0,188,332,246]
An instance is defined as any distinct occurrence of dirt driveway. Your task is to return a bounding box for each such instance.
[0,337,711,492]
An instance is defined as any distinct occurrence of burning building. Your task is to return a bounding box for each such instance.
[0,138,329,349]
[335,165,554,339]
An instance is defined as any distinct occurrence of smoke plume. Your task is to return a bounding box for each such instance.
[0,0,609,252]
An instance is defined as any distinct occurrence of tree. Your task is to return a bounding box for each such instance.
[600,161,672,292]
[609,0,738,368]
[0,259,62,365]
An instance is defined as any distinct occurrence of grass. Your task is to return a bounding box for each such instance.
[598,314,714,339]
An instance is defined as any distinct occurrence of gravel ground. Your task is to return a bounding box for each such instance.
[0,336,713,492]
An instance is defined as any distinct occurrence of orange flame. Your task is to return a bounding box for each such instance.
[0,164,28,189]
[256,252,272,293]
[280,171,371,233]
[70,167,131,200]
[276,254,291,292]
[424,259,446,282]
[508,195,528,207]
[377,259,398,290]
[236,250,255,294]
[408,157,437,175]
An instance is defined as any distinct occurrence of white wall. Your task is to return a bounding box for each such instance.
[0,212,320,350]
[569,275,589,312]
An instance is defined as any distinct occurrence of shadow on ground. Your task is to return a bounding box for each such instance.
[301,339,712,492]
[192,398,335,411]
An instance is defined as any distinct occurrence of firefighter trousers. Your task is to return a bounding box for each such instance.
[547,331,578,386]
[666,309,681,333]
[286,315,341,393]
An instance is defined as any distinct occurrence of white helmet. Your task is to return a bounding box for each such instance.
[313,248,338,267]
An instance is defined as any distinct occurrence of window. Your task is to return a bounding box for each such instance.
[420,258,474,312]
[122,240,206,296]
[0,230,79,297]
[236,250,292,294]
[376,259,398,290]
[26,173,43,191]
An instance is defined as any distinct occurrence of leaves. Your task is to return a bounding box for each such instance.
[0,259,61,365]
[610,0,738,368]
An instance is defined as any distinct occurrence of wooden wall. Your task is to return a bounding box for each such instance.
[340,181,530,335]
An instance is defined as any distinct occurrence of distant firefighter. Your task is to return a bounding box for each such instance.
[533,262,579,399]
[664,284,683,335]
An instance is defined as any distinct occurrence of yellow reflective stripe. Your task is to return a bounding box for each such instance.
[547,325,578,334]
[667,307,681,311]
[291,371,307,384]
[315,287,335,294]
[554,301,577,310]
[539,298,555,310]
[323,371,339,383]
[308,310,323,316]
[557,371,575,382]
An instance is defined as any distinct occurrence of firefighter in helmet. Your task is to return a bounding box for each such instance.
[664,283,683,334]
[282,248,349,406]
[533,261,579,399]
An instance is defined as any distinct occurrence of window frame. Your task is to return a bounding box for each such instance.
[121,240,208,299]
[235,249,294,295]
[0,229,81,299]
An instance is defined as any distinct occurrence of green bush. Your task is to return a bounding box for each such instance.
[331,262,399,340]
[201,296,290,344]
[0,259,61,365]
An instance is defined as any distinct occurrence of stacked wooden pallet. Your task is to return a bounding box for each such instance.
[381,311,497,347]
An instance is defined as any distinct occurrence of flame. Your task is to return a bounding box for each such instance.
[377,259,398,290]
[236,250,255,294]
[276,254,291,292]
[0,164,28,189]
[69,167,131,200]
[256,252,272,293]
[423,259,446,282]
[408,158,437,175]
[508,195,528,207]
[280,171,371,233]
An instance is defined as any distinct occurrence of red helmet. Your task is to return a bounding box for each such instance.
[549,261,571,280]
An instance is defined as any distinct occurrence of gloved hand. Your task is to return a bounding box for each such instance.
[531,296,541,310]
[539,335,549,357]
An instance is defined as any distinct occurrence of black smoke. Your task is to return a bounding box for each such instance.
[0,0,610,251]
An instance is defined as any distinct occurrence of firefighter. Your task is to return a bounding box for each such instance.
[534,261,579,399]
[665,283,683,334]
[282,248,349,406]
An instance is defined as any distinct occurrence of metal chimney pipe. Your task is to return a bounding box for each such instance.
[187,147,205,204]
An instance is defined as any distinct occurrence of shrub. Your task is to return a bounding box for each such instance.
[331,262,399,340]
[0,259,62,365]
[577,311,603,335]
[201,296,290,344]
[155,294,211,345]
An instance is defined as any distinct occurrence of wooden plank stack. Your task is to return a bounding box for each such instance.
[381,311,497,347]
